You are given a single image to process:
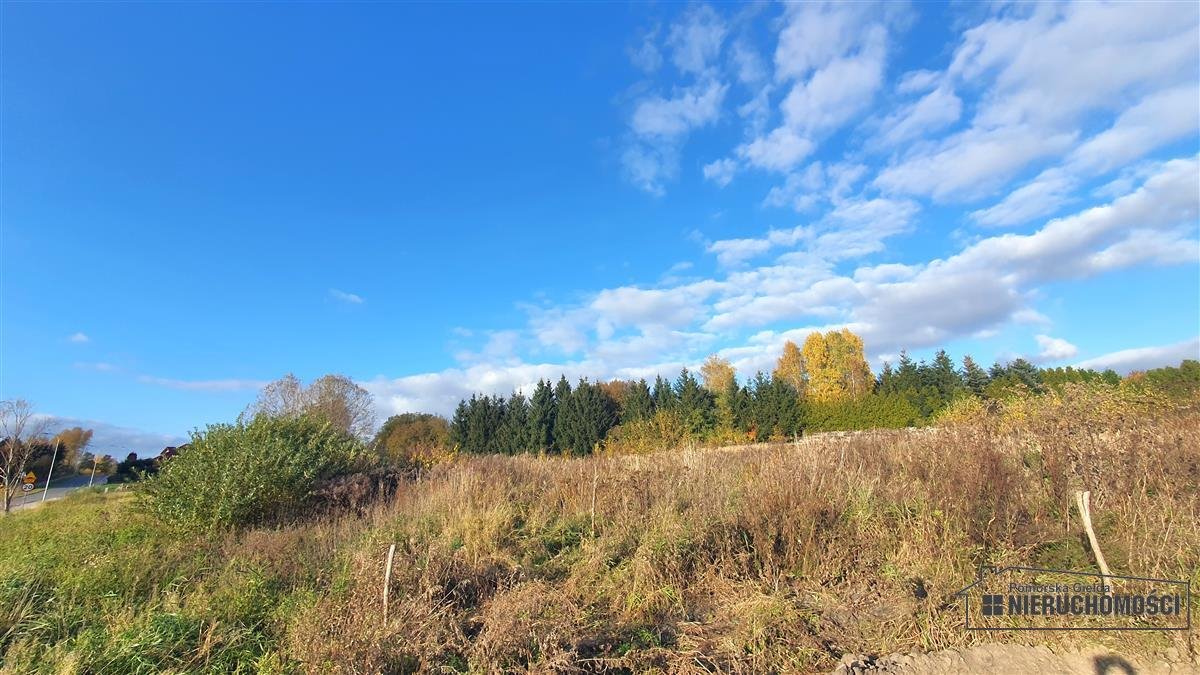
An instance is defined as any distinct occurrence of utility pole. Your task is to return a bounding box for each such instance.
[41,440,61,502]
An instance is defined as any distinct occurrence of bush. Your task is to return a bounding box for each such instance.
[140,415,362,530]
[802,393,920,432]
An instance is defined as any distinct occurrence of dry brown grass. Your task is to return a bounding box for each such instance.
[283,386,1200,673]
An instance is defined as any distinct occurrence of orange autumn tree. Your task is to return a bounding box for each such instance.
[800,329,874,403]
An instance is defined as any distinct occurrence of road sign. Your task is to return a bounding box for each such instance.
[22,472,36,485]
[21,483,33,492]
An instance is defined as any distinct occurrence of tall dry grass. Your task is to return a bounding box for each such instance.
[286,385,1200,673]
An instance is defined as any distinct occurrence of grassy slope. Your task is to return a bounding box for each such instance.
[2,388,1197,673]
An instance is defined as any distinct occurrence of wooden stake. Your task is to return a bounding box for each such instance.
[382,543,396,624]
[1075,490,1113,590]
[590,464,598,538]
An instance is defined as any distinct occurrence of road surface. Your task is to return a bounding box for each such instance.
[10,473,108,512]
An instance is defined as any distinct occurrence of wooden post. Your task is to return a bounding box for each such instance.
[1075,490,1112,590]
[590,464,598,538]
[382,543,396,624]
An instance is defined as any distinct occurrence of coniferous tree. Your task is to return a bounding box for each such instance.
[449,399,470,450]
[652,374,677,411]
[555,379,618,455]
[877,362,896,393]
[928,349,965,410]
[675,368,715,436]
[552,376,573,452]
[961,355,990,397]
[622,378,654,423]
[771,377,803,438]
[497,391,531,455]
[527,379,556,453]
[748,372,775,440]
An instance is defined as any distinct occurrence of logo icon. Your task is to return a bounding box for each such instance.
[956,566,1190,631]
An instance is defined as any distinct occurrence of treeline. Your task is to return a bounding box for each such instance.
[404,330,1199,457]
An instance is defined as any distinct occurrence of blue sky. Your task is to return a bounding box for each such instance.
[3,2,1198,454]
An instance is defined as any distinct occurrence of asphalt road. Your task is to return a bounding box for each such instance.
[10,473,108,512]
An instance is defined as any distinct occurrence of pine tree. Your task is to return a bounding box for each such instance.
[449,399,469,450]
[877,362,896,393]
[497,391,531,454]
[652,375,676,411]
[551,376,573,452]
[928,349,964,410]
[527,379,556,453]
[748,372,775,440]
[554,379,617,455]
[1006,358,1044,393]
[961,355,990,397]
[675,368,715,436]
[622,378,654,423]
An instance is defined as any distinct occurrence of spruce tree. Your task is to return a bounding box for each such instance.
[652,374,677,411]
[622,378,654,423]
[554,379,618,455]
[675,368,715,436]
[961,355,990,398]
[552,376,573,452]
[929,349,964,410]
[497,391,530,454]
[527,379,556,453]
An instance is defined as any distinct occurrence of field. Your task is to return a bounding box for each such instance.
[1,387,1197,673]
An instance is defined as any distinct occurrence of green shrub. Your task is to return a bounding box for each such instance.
[140,415,362,530]
[802,393,920,432]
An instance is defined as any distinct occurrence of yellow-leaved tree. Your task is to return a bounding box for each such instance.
[801,329,873,402]
[772,340,807,397]
[700,354,736,393]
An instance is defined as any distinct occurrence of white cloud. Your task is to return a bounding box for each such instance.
[628,26,662,73]
[666,5,728,75]
[1035,334,1078,362]
[779,28,887,136]
[329,289,364,304]
[875,125,1077,201]
[630,81,727,138]
[970,167,1076,227]
[876,85,962,146]
[1067,83,1200,175]
[624,80,727,194]
[736,126,815,172]
[702,157,739,187]
[68,332,89,343]
[36,415,186,458]
[949,2,1198,129]
[1075,337,1200,374]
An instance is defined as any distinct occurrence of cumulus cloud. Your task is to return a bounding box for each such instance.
[362,3,1198,418]
[36,414,186,458]
[1035,334,1079,362]
[1075,337,1200,374]
[666,5,727,75]
[68,332,89,343]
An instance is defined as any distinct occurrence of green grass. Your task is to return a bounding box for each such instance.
[0,491,302,673]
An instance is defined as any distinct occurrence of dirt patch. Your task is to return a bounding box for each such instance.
[832,644,1198,674]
